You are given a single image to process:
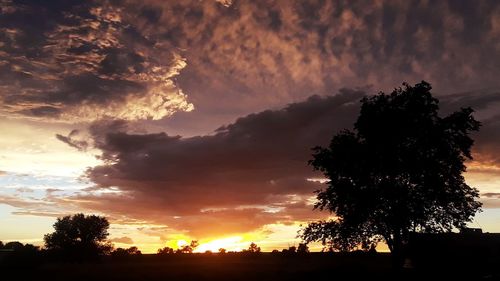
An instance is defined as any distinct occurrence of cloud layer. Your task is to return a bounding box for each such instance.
[0,0,193,121]
[2,0,500,126]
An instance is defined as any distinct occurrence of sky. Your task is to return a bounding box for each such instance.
[1,0,500,253]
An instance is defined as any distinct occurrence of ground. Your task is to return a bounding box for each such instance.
[3,253,498,281]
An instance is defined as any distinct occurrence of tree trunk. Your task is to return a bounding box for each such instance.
[391,231,405,270]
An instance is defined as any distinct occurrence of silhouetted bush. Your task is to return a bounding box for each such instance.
[111,247,142,260]
[44,213,112,262]
[157,247,175,255]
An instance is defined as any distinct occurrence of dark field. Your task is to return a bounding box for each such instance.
[3,253,498,281]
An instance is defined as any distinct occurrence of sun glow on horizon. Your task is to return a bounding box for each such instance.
[195,236,245,253]
[176,239,189,248]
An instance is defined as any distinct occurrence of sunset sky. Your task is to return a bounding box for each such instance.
[1,0,500,253]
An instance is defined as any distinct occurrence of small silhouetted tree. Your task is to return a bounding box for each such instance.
[218,248,227,254]
[44,213,111,261]
[297,243,309,254]
[247,242,261,253]
[176,240,199,254]
[300,81,482,267]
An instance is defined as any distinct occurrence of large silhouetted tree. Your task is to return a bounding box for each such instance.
[44,213,111,261]
[300,81,482,266]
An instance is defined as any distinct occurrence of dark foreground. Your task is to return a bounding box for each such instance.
[3,253,499,281]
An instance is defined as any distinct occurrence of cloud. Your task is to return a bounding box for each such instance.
[0,0,193,122]
[58,90,363,236]
[215,0,233,7]
[110,236,134,244]
[55,129,89,151]
[482,193,500,198]
[0,194,66,214]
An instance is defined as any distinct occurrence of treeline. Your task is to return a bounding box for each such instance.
[156,242,311,256]
[0,239,321,269]
[0,241,41,267]
[1,214,330,268]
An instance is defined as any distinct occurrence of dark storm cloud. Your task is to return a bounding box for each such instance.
[0,0,192,121]
[55,129,89,151]
[67,90,364,236]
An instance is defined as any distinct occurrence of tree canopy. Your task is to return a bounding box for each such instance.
[44,213,111,260]
[300,82,482,261]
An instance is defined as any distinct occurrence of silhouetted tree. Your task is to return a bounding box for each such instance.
[4,241,24,251]
[125,246,141,255]
[111,246,141,258]
[297,243,309,254]
[300,81,482,267]
[157,246,175,255]
[247,242,261,253]
[218,248,227,254]
[176,240,199,254]
[44,213,111,261]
